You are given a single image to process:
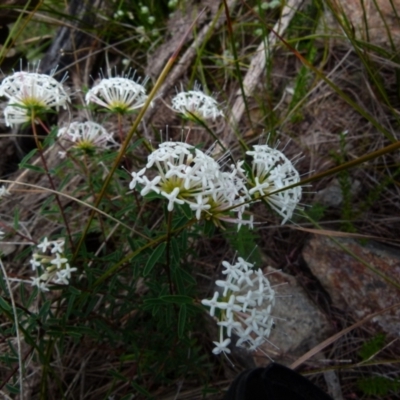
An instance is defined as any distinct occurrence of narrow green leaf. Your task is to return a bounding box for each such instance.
[172,268,185,294]
[178,304,187,339]
[170,237,180,264]
[180,230,188,253]
[143,242,166,277]
[127,236,136,251]
[38,300,51,320]
[132,381,152,396]
[143,298,161,305]
[178,267,196,285]
[164,303,172,327]
[5,384,20,394]
[172,212,191,229]
[21,163,45,173]
[203,220,215,237]
[159,295,193,305]
[143,191,163,201]
[66,330,82,339]
[0,297,11,312]
[119,353,137,362]
[68,286,81,295]
[19,148,37,168]
[180,203,193,219]
[66,294,77,318]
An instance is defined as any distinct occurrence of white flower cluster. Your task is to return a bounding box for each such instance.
[0,185,10,199]
[29,237,77,292]
[85,74,149,114]
[129,141,250,228]
[247,144,302,224]
[129,142,302,226]
[171,85,223,121]
[58,121,118,152]
[0,69,70,127]
[202,257,275,355]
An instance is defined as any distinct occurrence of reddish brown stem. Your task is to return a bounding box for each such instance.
[31,115,74,249]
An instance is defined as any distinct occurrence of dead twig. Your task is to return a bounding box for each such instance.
[223,0,305,144]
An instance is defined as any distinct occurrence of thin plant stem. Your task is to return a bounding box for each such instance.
[0,0,44,65]
[31,114,74,248]
[83,152,107,242]
[0,259,23,398]
[219,140,400,216]
[37,117,51,135]
[73,10,206,261]
[90,218,197,290]
[165,210,174,295]
[117,112,124,144]
[0,178,149,239]
[222,0,253,131]
[273,27,397,142]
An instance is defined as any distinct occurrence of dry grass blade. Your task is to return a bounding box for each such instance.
[224,0,305,144]
[291,226,400,243]
[0,259,23,397]
[290,302,400,370]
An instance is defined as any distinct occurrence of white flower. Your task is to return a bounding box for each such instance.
[190,194,211,220]
[31,276,50,292]
[212,338,231,355]
[0,185,10,199]
[58,121,118,152]
[129,141,250,228]
[50,253,68,269]
[37,237,51,252]
[3,103,32,127]
[0,229,4,240]
[29,237,75,291]
[54,264,77,284]
[246,144,302,224]
[85,73,150,114]
[217,319,242,337]
[30,254,41,270]
[171,84,223,121]
[161,187,185,211]
[0,68,70,127]
[129,168,146,190]
[50,239,65,254]
[202,256,276,354]
[201,291,221,317]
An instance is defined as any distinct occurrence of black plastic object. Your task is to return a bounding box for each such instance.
[224,363,333,400]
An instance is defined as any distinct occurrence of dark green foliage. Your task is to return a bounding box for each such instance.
[358,376,400,396]
[143,242,166,276]
[225,224,262,266]
[358,333,386,361]
[305,202,326,222]
[329,131,357,232]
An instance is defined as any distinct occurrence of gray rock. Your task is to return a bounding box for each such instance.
[255,267,332,366]
[320,0,400,48]
[314,178,361,208]
[303,235,400,337]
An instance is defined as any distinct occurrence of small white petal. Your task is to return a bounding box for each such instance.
[212,338,231,355]
[171,85,223,121]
